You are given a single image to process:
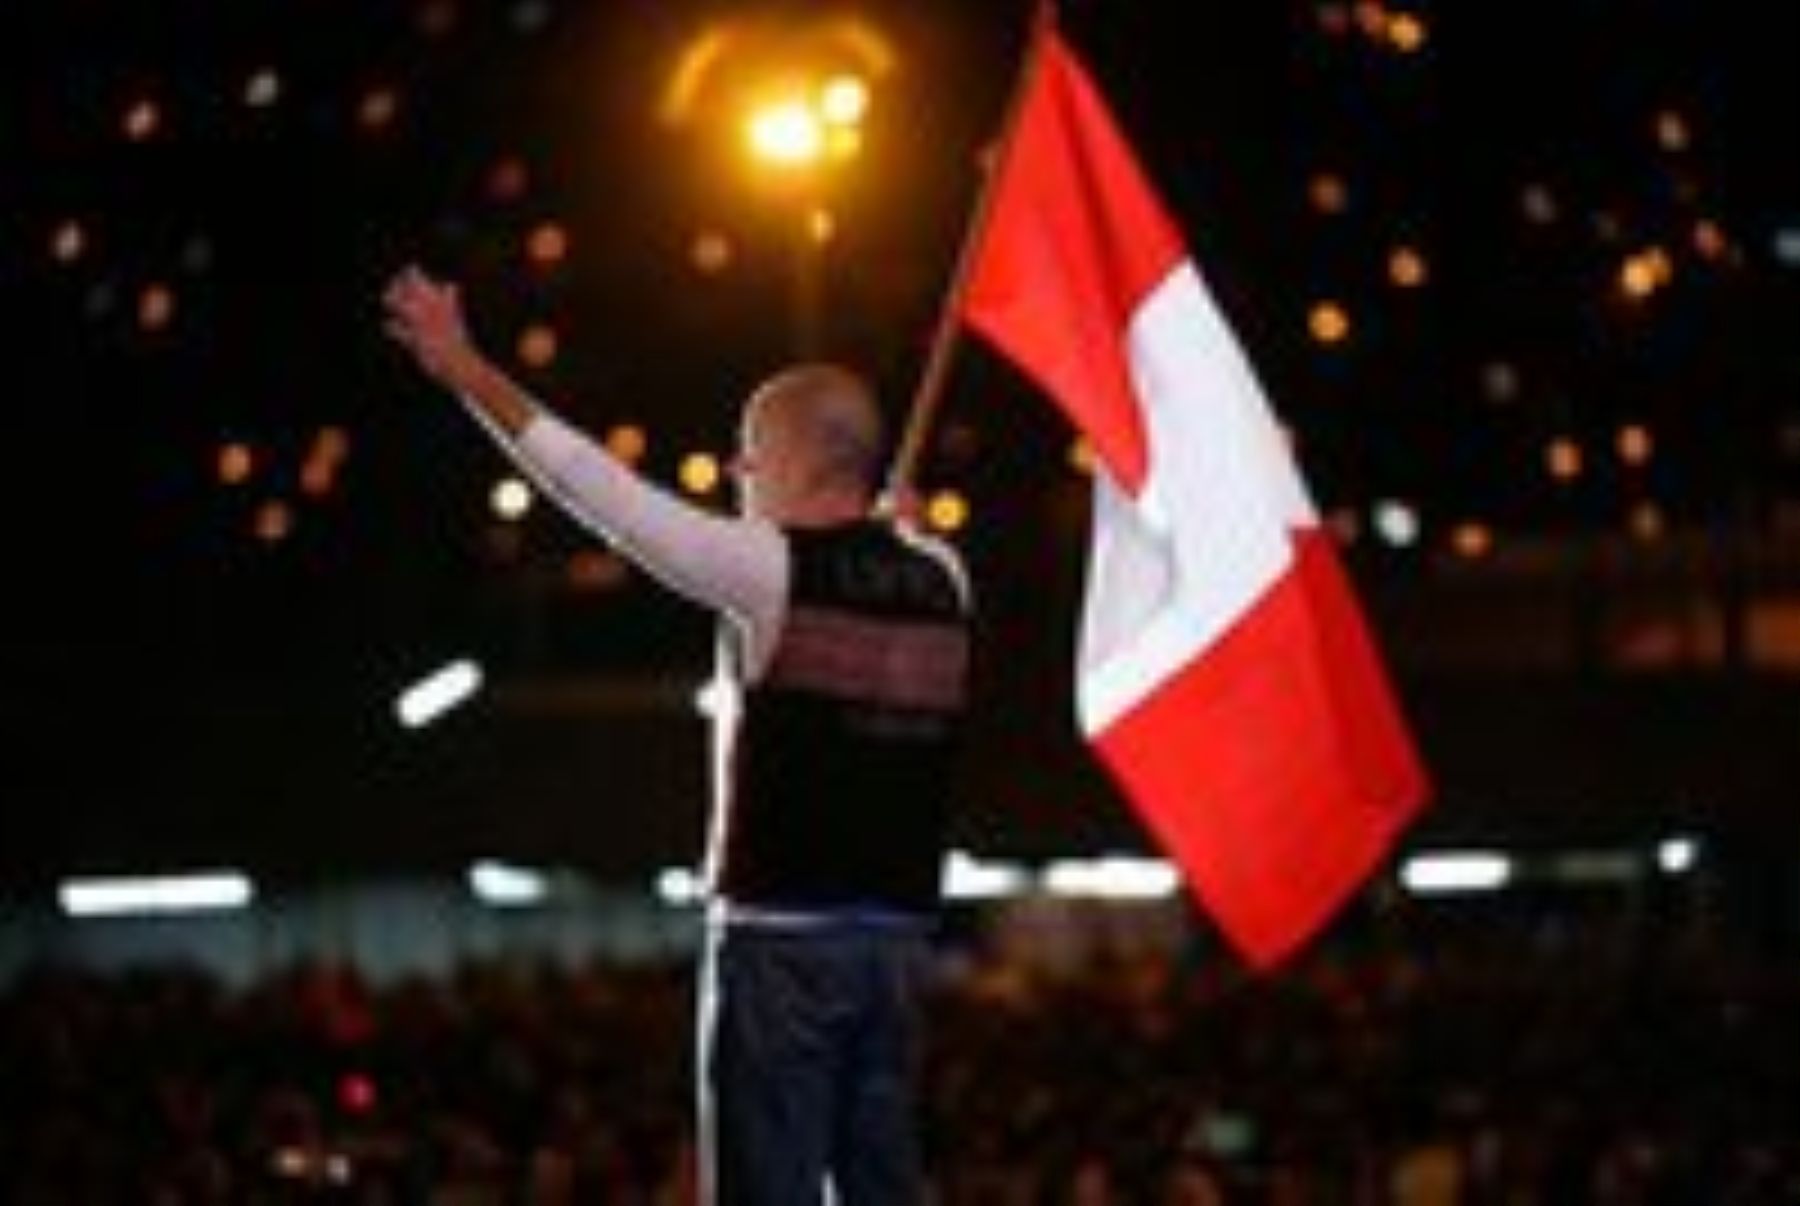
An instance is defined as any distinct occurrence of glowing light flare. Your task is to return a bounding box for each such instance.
[1653,108,1692,153]
[1690,218,1728,261]
[1372,499,1420,548]
[1307,171,1349,215]
[657,865,704,906]
[1618,246,1674,299]
[1450,521,1492,559]
[679,452,722,495]
[1308,300,1351,345]
[60,871,254,917]
[660,16,894,128]
[137,282,177,332]
[1387,244,1429,288]
[468,859,546,906]
[604,424,648,464]
[490,476,534,521]
[1545,436,1584,483]
[1399,851,1512,895]
[121,97,162,142]
[300,426,350,497]
[924,489,968,534]
[217,441,255,486]
[1041,855,1180,901]
[356,86,400,133]
[1616,423,1654,467]
[1386,11,1428,52]
[942,849,1029,901]
[243,68,282,109]
[690,230,734,274]
[1520,183,1559,225]
[1628,501,1666,542]
[1657,835,1698,874]
[525,221,569,267]
[49,218,88,265]
[396,658,483,729]
[818,74,869,125]
[1068,438,1095,475]
[516,322,558,368]
[745,97,825,167]
[253,499,294,543]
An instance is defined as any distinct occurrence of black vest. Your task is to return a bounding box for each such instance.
[717,520,972,913]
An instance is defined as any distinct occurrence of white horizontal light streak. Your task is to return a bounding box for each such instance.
[467,859,548,907]
[396,658,482,728]
[942,849,1030,901]
[1040,855,1180,900]
[1399,851,1512,895]
[59,870,254,917]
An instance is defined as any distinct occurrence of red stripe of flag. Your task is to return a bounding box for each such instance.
[958,26,1430,969]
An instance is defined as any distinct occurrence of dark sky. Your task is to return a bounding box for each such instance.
[3,0,1796,886]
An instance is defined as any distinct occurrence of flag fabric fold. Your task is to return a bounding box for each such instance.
[957,27,1431,969]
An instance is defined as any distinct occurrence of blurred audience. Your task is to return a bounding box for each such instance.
[2,896,1795,1204]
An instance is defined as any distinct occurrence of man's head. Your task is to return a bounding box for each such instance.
[733,362,886,525]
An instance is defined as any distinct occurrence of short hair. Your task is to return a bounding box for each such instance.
[752,362,886,493]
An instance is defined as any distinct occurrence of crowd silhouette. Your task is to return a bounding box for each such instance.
[4,888,1796,1204]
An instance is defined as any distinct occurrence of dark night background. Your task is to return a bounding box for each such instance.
[3,0,1798,912]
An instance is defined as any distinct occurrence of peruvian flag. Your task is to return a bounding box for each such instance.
[958,26,1431,969]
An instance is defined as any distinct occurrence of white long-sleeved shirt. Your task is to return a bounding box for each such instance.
[470,407,786,679]
[473,405,969,680]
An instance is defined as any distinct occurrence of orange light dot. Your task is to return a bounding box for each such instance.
[1691,218,1727,261]
[516,322,558,368]
[1616,423,1654,467]
[1308,300,1351,345]
[1628,501,1665,542]
[1388,244,1428,288]
[1545,436,1583,482]
[525,221,569,267]
[1652,109,1691,152]
[1387,12,1427,52]
[137,283,177,331]
[1068,438,1095,474]
[357,87,399,132]
[679,452,721,495]
[253,500,294,543]
[217,441,255,485]
[691,231,733,274]
[1450,521,1492,559]
[1307,172,1349,215]
[925,490,969,534]
[605,424,647,464]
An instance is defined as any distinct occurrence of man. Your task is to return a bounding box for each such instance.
[382,264,973,1205]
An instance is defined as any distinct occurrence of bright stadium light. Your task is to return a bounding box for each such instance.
[656,865,704,907]
[395,658,483,729]
[1399,851,1512,895]
[942,849,1029,901]
[1040,855,1180,901]
[467,859,548,907]
[1656,835,1699,874]
[59,870,255,918]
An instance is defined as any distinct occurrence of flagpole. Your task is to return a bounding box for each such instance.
[883,0,1059,503]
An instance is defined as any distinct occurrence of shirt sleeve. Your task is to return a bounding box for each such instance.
[469,405,787,673]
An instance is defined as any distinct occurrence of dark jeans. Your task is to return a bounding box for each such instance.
[697,916,930,1206]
